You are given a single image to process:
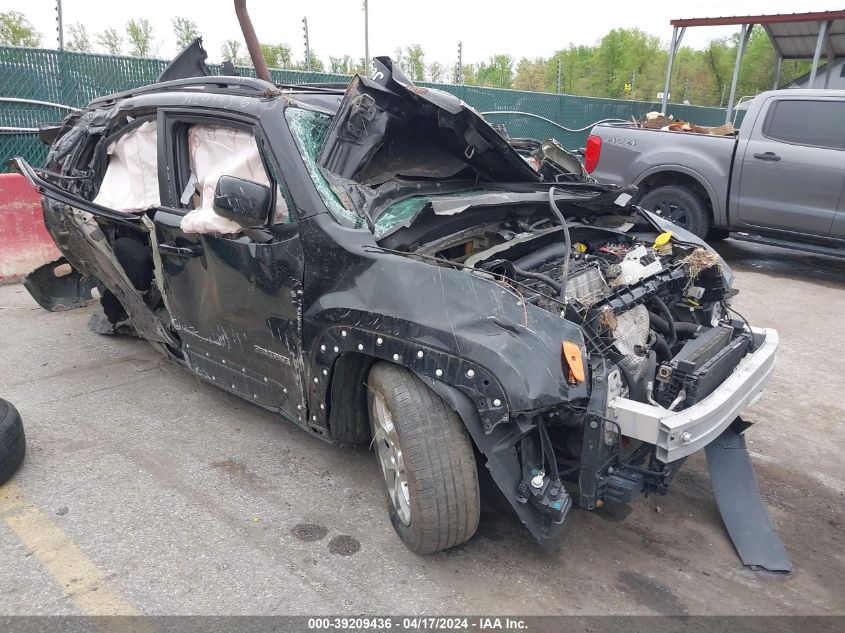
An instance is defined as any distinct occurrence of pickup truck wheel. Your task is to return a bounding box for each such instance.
[638,185,710,239]
[0,399,26,485]
[367,362,480,554]
[707,227,730,241]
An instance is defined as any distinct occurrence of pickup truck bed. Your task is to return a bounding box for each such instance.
[587,89,845,252]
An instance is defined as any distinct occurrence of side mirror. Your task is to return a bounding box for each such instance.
[212,175,272,227]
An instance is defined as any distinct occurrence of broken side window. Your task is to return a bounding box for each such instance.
[179,123,290,235]
[92,119,160,213]
[284,107,364,229]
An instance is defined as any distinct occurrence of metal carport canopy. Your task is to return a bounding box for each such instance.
[661,10,845,123]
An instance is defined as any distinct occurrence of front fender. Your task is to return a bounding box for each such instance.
[302,269,590,435]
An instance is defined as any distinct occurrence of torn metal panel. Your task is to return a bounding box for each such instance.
[25,199,175,346]
[706,426,793,573]
[318,59,541,187]
[156,38,211,83]
[23,257,98,311]
[427,187,637,216]
[370,183,639,242]
[7,157,143,230]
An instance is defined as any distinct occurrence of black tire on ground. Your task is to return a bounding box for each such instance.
[0,399,26,485]
[707,227,731,241]
[638,185,711,239]
[367,363,480,554]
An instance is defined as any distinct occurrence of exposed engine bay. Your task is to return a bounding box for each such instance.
[379,190,742,415]
[371,182,763,533]
[301,55,773,546]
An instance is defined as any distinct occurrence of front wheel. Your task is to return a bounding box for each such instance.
[638,185,711,239]
[367,362,480,554]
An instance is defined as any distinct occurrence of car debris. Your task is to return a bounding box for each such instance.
[706,426,792,572]
[5,6,786,561]
[640,111,736,136]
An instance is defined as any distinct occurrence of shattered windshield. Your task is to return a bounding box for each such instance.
[285,106,484,239]
[373,189,501,239]
[284,107,365,228]
[373,197,430,239]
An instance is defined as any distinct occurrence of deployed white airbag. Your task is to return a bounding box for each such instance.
[93,120,160,213]
[181,125,288,234]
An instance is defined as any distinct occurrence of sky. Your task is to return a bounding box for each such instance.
[1,0,832,67]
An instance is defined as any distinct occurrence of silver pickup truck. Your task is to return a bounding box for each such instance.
[587,89,845,254]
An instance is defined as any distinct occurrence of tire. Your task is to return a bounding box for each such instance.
[707,227,730,242]
[0,399,26,485]
[638,185,711,239]
[367,363,480,554]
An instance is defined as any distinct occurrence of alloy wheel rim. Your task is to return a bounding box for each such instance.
[654,200,689,227]
[372,393,412,526]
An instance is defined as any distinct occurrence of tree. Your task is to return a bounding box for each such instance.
[427,61,446,83]
[401,44,425,81]
[592,28,662,99]
[295,50,325,72]
[172,17,200,51]
[0,11,40,47]
[738,27,780,98]
[476,54,514,88]
[261,42,292,69]
[329,55,356,74]
[353,57,370,76]
[548,45,594,96]
[513,57,547,92]
[126,19,155,57]
[220,39,246,65]
[66,23,92,53]
[704,37,733,94]
[459,63,477,85]
[96,28,123,56]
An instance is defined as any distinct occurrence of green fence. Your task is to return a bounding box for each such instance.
[1,46,732,172]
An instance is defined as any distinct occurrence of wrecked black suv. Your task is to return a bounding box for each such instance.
[10,55,778,554]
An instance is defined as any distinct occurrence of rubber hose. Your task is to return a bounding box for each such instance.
[538,421,560,483]
[645,350,657,401]
[675,322,704,338]
[648,312,671,339]
[512,265,562,293]
[651,297,676,344]
[513,243,569,271]
[547,187,572,304]
[652,333,671,362]
[615,361,641,402]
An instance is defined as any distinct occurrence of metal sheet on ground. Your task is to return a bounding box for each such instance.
[706,426,793,573]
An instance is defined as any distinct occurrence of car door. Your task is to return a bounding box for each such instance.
[152,110,307,424]
[735,97,845,237]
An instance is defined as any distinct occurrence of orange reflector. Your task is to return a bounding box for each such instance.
[562,341,585,384]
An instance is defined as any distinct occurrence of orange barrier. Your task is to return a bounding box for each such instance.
[0,173,59,284]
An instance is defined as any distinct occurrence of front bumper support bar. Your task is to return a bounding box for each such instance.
[606,327,778,463]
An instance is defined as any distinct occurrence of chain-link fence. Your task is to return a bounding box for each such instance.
[1,46,734,172]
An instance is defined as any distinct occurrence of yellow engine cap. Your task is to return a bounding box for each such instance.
[653,231,673,248]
